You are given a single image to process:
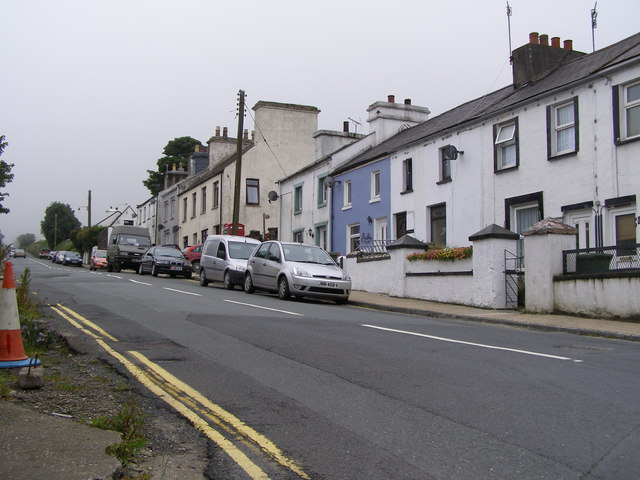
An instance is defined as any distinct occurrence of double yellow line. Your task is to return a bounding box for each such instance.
[50,304,310,480]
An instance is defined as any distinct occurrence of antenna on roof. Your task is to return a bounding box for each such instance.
[591,2,598,52]
[506,2,513,64]
[348,117,362,134]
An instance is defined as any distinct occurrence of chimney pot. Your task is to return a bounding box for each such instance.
[243,129,248,140]
[563,39,573,50]
[551,36,560,48]
[404,98,412,105]
[387,95,395,103]
[539,34,549,46]
[343,121,349,133]
[223,127,228,138]
[215,126,220,137]
[529,32,539,44]
[251,130,255,140]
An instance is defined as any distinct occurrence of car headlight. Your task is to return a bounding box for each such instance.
[292,266,311,277]
[234,265,244,272]
[343,272,351,281]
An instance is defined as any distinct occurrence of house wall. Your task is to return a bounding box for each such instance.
[333,157,390,256]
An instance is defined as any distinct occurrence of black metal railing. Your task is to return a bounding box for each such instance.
[355,238,393,259]
[563,244,639,274]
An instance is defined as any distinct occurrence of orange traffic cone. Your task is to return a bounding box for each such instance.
[0,261,39,368]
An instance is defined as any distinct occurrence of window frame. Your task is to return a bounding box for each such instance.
[370,170,381,202]
[347,223,360,254]
[402,158,413,193]
[438,147,452,183]
[292,229,304,243]
[191,192,197,218]
[182,197,188,223]
[343,180,352,209]
[613,79,640,145]
[317,174,328,208]
[547,97,579,159]
[293,183,303,214]
[246,178,260,205]
[201,186,207,214]
[429,203,447,245]
[493,119,519,172]
[212,181,219,208]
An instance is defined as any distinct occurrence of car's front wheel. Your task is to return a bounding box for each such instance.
[138,263,145,275]
[244,273,255,294]
[151,264,159,277]
[223,270,234,290]
[278,276,291,300]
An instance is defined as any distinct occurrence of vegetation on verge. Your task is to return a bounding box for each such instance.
[406,246,473,262]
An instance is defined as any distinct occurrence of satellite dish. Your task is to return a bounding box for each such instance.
[443,144,463,161]
[323,176,336,188]
[267,191,279,202]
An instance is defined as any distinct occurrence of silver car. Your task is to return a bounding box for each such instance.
[244,241,351,304]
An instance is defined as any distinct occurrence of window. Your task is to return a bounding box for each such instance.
[614,80,640,143]
[163,201,169,222]
[191,192,197,218]
[343,180,352,208]
[317,175,328,207]
[348,224,360,254]
[494,120,519,171]
[615,213,636,255]
[246,179,259,205]
[212,181,219,208]
[402,159,413,192]
[292,230,304,243]
[193,233,198,245]
[170,198,175,220]
[182,236,188,249]
[547,98,578,158]
[201,187,207,213]
[429,203,446,245]
[182,197,187,222]
[294,184,303,214]
[439,147,452,183]
[370,170,381,201]
[201,229,208,241]
[395,212,407,239]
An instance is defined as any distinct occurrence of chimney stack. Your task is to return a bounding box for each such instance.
[243,129,248,140]
[343,121,349,133]
[215,126,221,137]
[387,95,395,103]
[223,127,228,138]
[563,39,573,50]
[539,34,549,46]
[404,98,412,105]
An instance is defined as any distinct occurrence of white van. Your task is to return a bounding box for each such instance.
[199,235,261,289]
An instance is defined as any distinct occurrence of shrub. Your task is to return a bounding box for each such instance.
[406,246,473,262]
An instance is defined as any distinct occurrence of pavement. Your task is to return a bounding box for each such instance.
[1,289,639,480]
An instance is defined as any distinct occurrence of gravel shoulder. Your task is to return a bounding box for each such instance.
[5,331,211,480]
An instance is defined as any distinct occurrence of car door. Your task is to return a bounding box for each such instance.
[141,247,154,273]
[212,241,227,281]
[261,243,283,291]
[249,243,271,288]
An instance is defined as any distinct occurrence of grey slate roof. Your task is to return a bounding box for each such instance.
[332,32,640,176]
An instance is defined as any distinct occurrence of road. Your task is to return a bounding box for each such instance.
[14,257,640,480]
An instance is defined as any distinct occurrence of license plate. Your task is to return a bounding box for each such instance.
[319,281,338,288]
[170,266,183,271]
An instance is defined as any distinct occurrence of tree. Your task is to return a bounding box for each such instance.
[70,225,106,254]
[143,136,202,196]
[41,202,82,249]
[16,233,36,248]
[0,135,14,215]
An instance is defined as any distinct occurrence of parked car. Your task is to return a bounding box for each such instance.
[199,236,260,289]
[39,248,51,259]
[244,241,351,304]
[12,248,26,258]
[54,251,67,264]
[48,250,58,261]
[61,251,82,267]
[138,246,193,279]
[90,249,108,270]
[182,244,203,272]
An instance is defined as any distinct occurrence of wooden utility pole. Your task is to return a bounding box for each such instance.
[231,89,245,235]
[87,190,92,227]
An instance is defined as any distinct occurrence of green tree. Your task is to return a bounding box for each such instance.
[16,233,36,248]
[142,136,202,196]
[70,225,106,254]
[0,135,14,215]
[41,202,82,249]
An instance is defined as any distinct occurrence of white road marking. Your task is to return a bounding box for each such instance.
[362,324,582,362]
[129,279,152,285]
[106,274,123,279]
[163,287,202,296]
[224,299,304,316]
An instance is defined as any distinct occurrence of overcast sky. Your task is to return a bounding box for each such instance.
[1,0,637,244]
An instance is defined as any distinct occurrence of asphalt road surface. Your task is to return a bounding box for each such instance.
[16,257,640,480]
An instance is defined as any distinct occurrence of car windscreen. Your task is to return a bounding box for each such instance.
[118,234,151,247]
[95,250,107,258]
[155,247,182,257]
[283,244,335,265]
[228,241,258,260]
[67,252,80,258]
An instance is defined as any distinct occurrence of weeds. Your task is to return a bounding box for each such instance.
[91,400,148,466]
[0,370,13,399]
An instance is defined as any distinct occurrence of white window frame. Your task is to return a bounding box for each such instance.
[201,187,207,214]
[212,181,219,208]
[494,120,518,171]
[347,223,360,254]
[370,170,381,202]
[402,158,413,192]
[343,180,352,209]
[548,99,577,156]
[293,183,303,214]
[317,175,328,207]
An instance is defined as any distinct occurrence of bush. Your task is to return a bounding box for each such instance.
[406,246,473,262]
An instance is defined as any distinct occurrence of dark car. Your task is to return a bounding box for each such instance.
[138,246,193,279]
[61,251,83,266]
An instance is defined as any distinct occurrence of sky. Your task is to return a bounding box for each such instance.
[1,0,637,244]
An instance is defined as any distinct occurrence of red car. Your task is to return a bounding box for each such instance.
[182,244,203,273]
[90,249,108,270]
